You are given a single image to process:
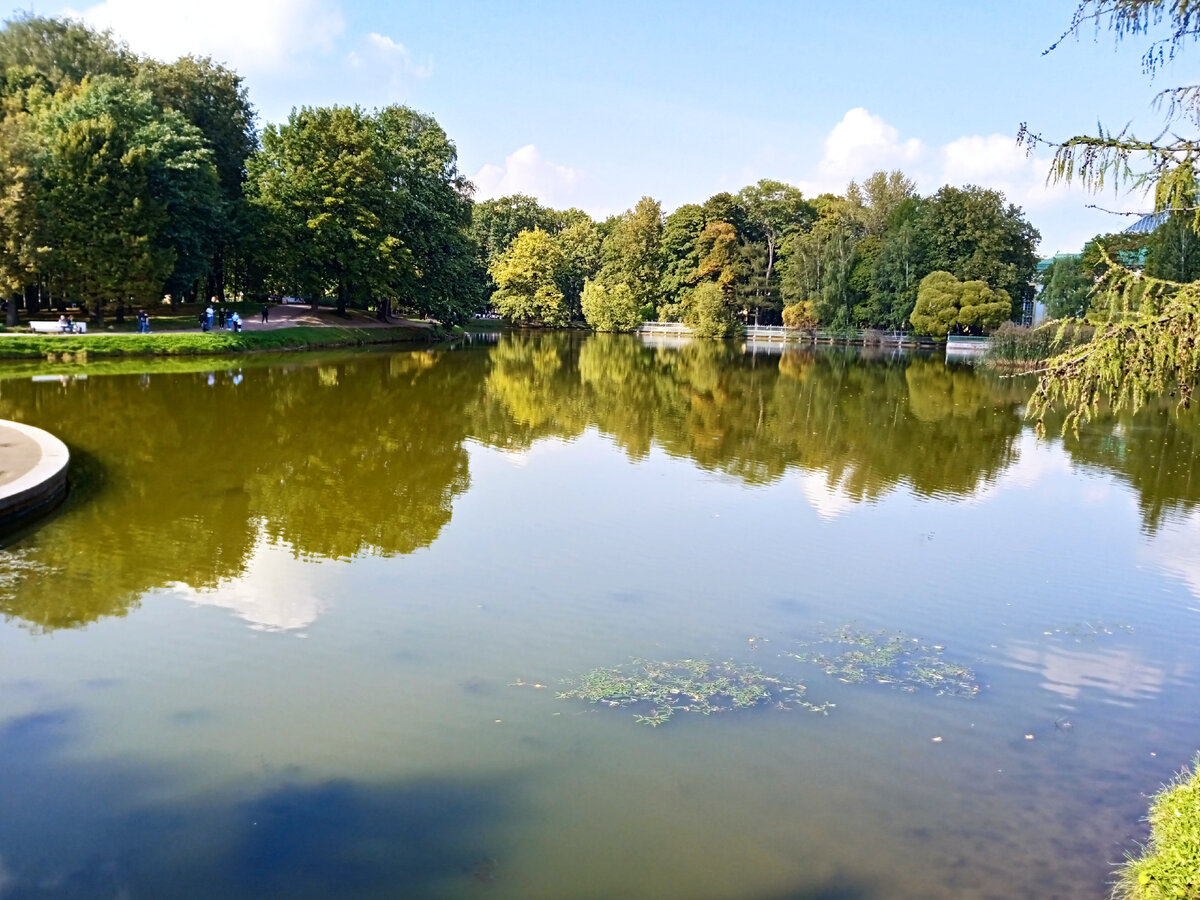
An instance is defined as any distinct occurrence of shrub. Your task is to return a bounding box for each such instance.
[782,300,818,331]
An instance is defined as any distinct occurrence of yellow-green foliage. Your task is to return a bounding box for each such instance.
[1029,254,1200,432]
[782,300,817,330]
[682,281,741,339]
[488,228,568,326]
[581,279,641,332]
[910,271,1009,337]
[1117,756,1200,900]
[910,271,963,338]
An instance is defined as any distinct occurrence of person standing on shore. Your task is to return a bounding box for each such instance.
[206,300,215,331]
[261,302,270,324]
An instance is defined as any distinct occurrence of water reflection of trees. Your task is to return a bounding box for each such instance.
[0,351,484,630]
[4,332,1197,631]
[1050,402,1200,531]
[489,334,1026,498]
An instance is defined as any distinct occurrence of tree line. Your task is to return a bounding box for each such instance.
[478,175,1041,338]
[0,13,1042,334]
[0,15,479,325]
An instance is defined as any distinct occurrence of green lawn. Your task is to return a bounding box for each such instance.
[1117,758,1200,899]
[0,325,432,361]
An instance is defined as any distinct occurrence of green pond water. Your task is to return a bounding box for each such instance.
[1,332,1199,899]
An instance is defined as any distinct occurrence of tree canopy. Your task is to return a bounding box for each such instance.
[0,13,1045,333]
[0,13,478,324]
[1023,0,1200,429]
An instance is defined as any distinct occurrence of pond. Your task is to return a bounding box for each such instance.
[0,333,1198,899]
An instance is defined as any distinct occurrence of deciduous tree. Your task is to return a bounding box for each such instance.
[489,228,567,326]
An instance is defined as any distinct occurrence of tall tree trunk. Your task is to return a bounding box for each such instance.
[376,296,391,322]
[6,292,19,327]
[337,279,347,317]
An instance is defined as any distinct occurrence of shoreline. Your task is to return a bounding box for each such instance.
[0,324,438,362]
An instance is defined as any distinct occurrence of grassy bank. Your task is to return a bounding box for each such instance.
[1117,757,1200,899]
[982,321,1095,371]
[0,325,433,361]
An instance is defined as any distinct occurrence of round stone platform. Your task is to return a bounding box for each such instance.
[0,420,69,531]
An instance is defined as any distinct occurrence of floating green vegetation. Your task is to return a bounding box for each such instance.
[557,658,832,726]
[1042,621,1135,641]
[790,626,978,697]
[1116,756,1200,900]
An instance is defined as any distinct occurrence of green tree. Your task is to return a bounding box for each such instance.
[957,279,1012,333]
[909,271,963,338]
[489,228,568,325]
[471,194,559,270]
[914,185,1039,319]
[248,105,402,316]
[850,170,917,238]
[909,271,1010,337]
[372,105,478,323]
[783,194,867,328]
[37,76,218,321]
[1145,213,1200,282]
[600,196,665,311]
[737,179,813,322]
[0,14,134,91]
[660,203,705,304]
[0,110,38,324]
[693,221,742,291]
[869,197,924,328]
[683,281,741,338]
[581,278,640,332]
[135,55,257,301]
[556,217,603,318]
[1040,255,1091,319]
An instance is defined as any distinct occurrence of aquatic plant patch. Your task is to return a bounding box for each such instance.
[789,626,978,697]
[557,658,832,726]
[1041,620,1135,641]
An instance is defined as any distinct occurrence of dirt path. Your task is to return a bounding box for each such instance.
[241,305,431,331]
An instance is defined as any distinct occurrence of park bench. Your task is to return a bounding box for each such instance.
[29,321,87,334]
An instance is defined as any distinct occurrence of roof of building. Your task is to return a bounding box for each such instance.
[1036,252,1082,272]
[1124,211,1169,234]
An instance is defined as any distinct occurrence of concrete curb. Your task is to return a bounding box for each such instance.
[0,420,69,531]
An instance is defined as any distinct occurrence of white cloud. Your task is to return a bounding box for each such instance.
[791,108,1150,253]
[70,0,344,72]
[349,32,432,81]
[170,537,332,632]
[822,107,925,178]
[797,470,859,520]
[473,144,582,208]
[1144,509,1200,603]
[796,107,926,197]
[1005,642,1165,703]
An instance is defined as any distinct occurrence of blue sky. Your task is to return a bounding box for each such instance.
[3,0,1181,253]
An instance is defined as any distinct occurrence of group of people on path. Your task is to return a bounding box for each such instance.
[200,300,243,333]
[198,298,271,333]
